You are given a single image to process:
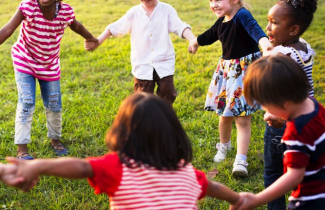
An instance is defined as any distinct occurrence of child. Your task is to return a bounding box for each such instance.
[0,0,98,159]
[0,163,24,186]
[233,55,325,210]
[188,0,272,177]
[263,0,317,209]
[84,0,196,105]
[8,93,243,209]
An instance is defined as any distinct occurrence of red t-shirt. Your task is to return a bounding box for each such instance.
[87,152,208,209]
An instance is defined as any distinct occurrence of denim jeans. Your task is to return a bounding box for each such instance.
[14,71,62,144]
[264,123,286,210]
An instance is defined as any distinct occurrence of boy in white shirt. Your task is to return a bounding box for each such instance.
[85,0,195,104]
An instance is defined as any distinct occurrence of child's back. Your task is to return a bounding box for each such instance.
[88,153,206,209]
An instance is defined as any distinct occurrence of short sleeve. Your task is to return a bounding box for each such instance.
[19,0,36,21]
[194,169,208,199]
[58,2,75,28]
[283,151,310,169]
[87,152,122,196]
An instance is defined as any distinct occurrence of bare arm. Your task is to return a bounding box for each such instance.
[84,29,112,51]
[237,167,305,210]
[182,28,195,41]
[7,157,94,191]
[207,179,242,207]
[0,9,24,45]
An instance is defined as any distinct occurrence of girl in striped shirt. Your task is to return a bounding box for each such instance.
[262,0,317,209]
[7,93,243,209]
[0,0,98,159]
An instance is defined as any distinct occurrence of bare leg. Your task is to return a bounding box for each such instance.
[17,144,28,157]
[219,116,234,144]
[234,115,251,156]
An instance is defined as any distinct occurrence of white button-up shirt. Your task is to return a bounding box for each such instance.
[107,1,191,80]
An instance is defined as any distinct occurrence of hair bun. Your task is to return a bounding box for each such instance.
[287,0,317,13]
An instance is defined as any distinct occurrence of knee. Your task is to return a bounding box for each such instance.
[46,93,62,112]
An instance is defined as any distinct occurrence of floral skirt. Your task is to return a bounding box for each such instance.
[204,52,261,116]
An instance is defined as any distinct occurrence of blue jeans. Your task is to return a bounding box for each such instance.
[264,123,286,210]
[14,71,62,144]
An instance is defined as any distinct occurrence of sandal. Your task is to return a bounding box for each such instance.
[17,153,34,160]
[51,143,69,156]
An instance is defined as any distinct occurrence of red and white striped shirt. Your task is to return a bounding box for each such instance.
[12,0,75,81]
[87,153,208,210]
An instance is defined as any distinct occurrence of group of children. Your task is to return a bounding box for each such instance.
[0,0,324,209]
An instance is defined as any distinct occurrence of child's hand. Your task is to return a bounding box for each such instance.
[264,112,285,128]
[0,162,25,186]
[6,157,39,192]
[262,45,274,57]
[188,38,199,54]
[84,37,99,51]
[229,194,244,210]
[236,192,259,210]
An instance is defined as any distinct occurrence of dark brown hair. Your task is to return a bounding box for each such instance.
[279,0,317,36]
[105,93,193,170]
[244,55,311,108]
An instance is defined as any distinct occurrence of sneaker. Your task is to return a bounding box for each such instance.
[213,143,231,163]
[232,160,248,177]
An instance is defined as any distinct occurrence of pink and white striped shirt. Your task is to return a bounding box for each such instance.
[12,0,75,81]
[87,153,208,210]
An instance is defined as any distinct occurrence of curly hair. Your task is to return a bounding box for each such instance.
[279,0,317,36]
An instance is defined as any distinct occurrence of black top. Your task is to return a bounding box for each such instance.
[197,8,267,59]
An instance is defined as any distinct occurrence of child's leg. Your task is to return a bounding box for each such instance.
[232,115,251,177]
[264,123,286,210]
[39,79,67,156]
[133,76,155,94]
[214,116,233,163]
[14,71,36,158]
[155,71,177,105]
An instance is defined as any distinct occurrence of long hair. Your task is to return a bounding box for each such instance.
[105,93,193,170]
[244,56,311,108]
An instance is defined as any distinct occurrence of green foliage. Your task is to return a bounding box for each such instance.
[0,0,324,209]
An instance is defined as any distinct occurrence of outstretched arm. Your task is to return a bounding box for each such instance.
[69,19,98,48]
[234,167,305,210]
[207,180,243,208]
[0,9,24,45]
[182,28,199,54]
[7,157,94,192]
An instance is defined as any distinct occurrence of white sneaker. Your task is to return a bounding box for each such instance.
[232,160,248,177]
[213,143,231,163]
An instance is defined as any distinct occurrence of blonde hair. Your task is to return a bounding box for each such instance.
[237,0,250,9]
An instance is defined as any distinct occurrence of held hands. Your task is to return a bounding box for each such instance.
[264,111,285,128]
[84,37,99,51]
[5,157,39,191]
[229,192,259,210]
[0,162,24,186]
[188,38,199,54]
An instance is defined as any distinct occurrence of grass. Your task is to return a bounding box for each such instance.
[0,0,324,209]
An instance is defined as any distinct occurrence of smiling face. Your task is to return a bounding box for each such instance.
[266,3,294,47]
[209,0,235,19]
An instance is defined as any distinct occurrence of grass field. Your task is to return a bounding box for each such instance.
[0,0,324,209]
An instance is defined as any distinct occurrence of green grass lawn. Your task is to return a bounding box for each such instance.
[1,0,324,209]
